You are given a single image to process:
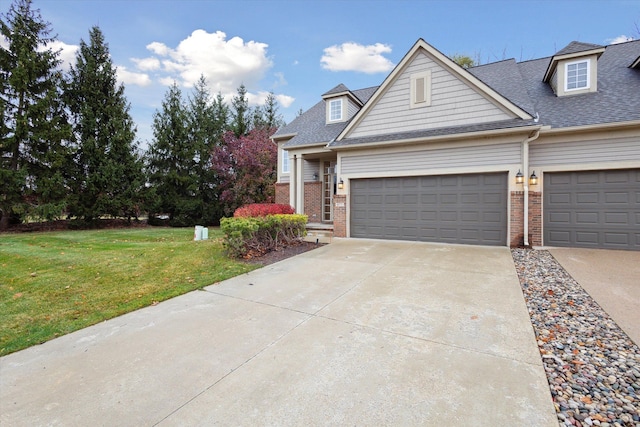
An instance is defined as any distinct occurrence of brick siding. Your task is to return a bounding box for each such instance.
[304,182,322,222]
[274,183,289,206]
[333,194,347,237]
[509,190,542,247]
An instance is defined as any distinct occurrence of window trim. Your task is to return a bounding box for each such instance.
[328,98,343,122]
[564,59,590,92]
[410,70,432,108]
[281,148,289,174]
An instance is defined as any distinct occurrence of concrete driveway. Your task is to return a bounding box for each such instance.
[549,247,640,346]
[1,239,556,426]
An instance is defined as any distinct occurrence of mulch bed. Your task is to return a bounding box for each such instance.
[242,240,325,266]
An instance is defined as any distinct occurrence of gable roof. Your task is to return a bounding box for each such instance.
[272,86,377,148]
[555,41,604,56]
[274,38,640,150]
[543,41,606,83]
[520,39,640,129]
[335,39,533,143]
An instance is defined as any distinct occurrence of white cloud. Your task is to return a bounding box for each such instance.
[116,66,152,86]
[273,72,287,87]
[0,35,9,50]
[607,35,634,44]
[276,94,295,108]
[321,42,394,73]
[132,57,161,71]
[135,30,272,93]
[34,40,78,70]
[246,91,295,109]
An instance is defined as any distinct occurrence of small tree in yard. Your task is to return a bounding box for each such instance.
[212,127,277,216]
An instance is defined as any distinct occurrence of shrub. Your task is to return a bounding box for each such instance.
[220,214,307,258]
[234,203,294,218]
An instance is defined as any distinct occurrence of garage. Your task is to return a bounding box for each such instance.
[544,169,640,250]
[350,173,507,245]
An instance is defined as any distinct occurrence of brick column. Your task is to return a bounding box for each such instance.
[528,191,542,246]
[303,181,322,222]
[509,190,543,247]
[333,194,347,237]
[275,183,290,206]
[510,191,524,247]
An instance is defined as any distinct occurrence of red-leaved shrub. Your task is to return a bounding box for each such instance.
[233,203,294,218]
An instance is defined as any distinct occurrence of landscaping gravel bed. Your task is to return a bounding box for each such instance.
[511,248,639,427]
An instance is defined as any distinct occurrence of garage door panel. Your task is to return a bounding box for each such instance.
[576,212,598,224]
[604,233,629,245]
[605,192,628,203]
[440,194,457,204]
[351,173,507,246]
[577,192,598,203]
[544,169,639,250]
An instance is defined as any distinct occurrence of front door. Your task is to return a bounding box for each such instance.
[322,161,336,222]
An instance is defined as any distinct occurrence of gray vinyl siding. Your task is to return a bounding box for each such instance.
[349,52,512,139]
[341,142,521,175]
[530,136,640,166]
[278,159,318,183]
[347,98,360,120]
[304,159,319,181]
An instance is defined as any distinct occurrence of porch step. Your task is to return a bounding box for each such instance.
[305,223,333,244]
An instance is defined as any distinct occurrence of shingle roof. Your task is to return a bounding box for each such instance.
[467,59,536,115]
[329,119,539,148]
[274,86,378,148]
[555,41,604,56]
[518,40,640,128]
[322,84,350,97]
[275,39,640,148]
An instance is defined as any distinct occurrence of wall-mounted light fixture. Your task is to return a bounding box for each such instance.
[312,172,319,181]
[529,171,538,186]
[338,178,344,190]
[515,170,524,184]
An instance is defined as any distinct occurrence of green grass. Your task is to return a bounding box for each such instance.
[0,227,259,356]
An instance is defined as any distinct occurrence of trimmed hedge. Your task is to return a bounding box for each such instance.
[234,203,294,218]
[220,214,307,258]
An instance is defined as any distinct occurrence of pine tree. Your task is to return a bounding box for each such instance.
[261,92,285,130]
[230,84,249,137]
[65,26,143,222]
[145,82,194,225]
[0,0,72,229]
[187,75,226,223]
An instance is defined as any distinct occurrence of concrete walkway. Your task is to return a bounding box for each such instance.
[1,239,557,426]
[549,247,640,346]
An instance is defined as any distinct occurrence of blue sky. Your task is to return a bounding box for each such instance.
[9,0,640,147]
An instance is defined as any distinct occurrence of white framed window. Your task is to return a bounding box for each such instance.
[281,149,289,173]
[329,99,342,121]
[410,70,431,108]
[565,60,589,91]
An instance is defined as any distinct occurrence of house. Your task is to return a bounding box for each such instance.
[272,39,640,250]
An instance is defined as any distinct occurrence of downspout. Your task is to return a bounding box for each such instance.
[522,127,541,247]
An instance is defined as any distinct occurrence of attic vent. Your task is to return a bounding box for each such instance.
[410,71,431,108]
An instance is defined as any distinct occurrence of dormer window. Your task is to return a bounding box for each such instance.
[329,99,343,122]
[543,41,604,97]
[566,60,589,91]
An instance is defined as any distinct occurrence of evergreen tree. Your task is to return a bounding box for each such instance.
[230,84,249,137]
[145,82,194,226]
[261,92,285,130]
[65,26,143,222]
[187,75,226,224]
[0,0,72,229]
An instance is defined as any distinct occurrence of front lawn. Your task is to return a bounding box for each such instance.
[0,227,259,356]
